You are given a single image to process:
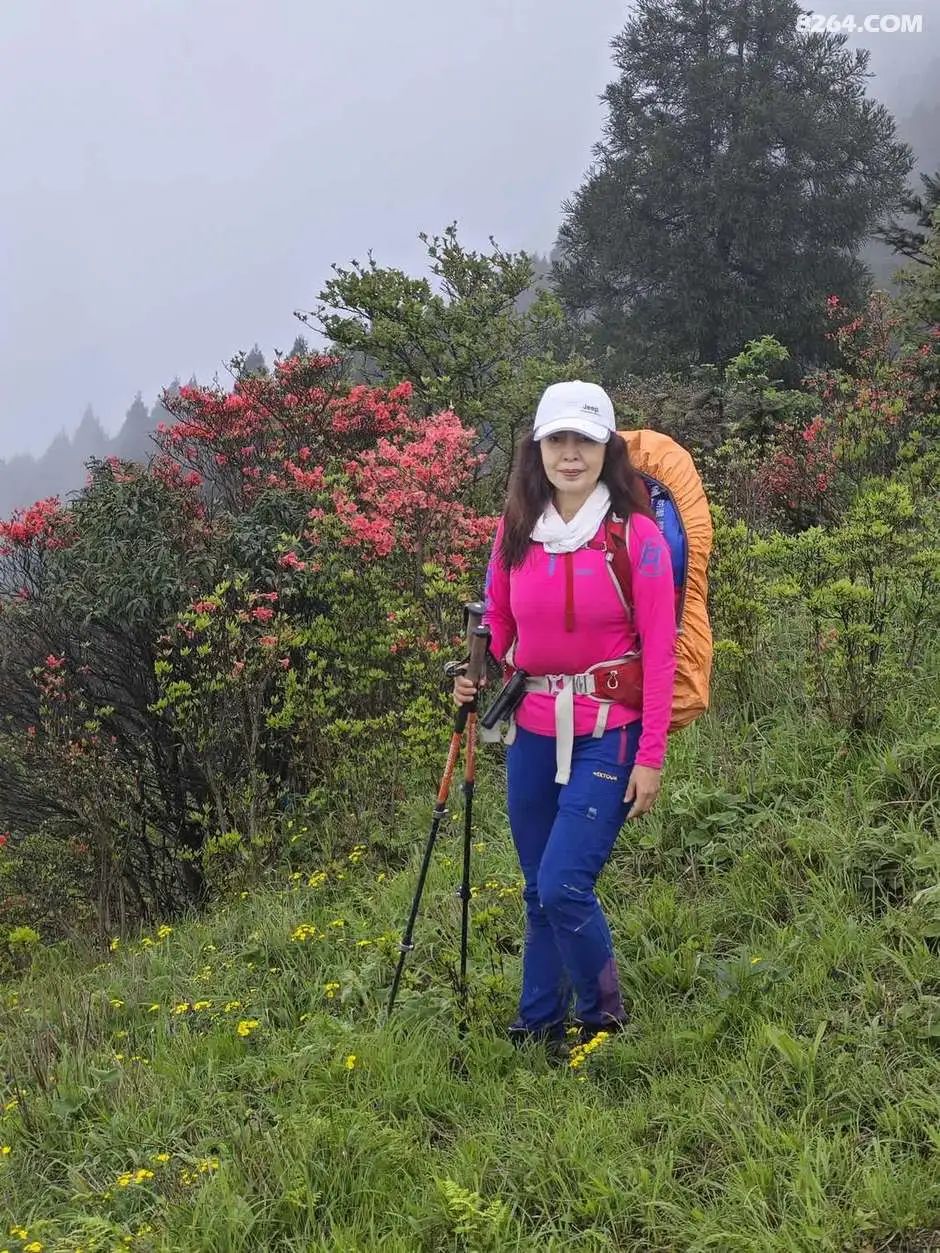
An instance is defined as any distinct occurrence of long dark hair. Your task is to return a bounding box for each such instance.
[500,433,653,569]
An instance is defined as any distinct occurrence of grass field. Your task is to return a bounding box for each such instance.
[2,694,940,1251]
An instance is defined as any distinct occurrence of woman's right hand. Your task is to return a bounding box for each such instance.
[452,672,486,706]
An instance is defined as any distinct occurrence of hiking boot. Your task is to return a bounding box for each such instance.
[506,1019,569,1061]
[508,1022,566,1052]
[573,1013,631,1046]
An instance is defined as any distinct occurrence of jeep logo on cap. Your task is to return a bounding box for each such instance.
[582,403,600,414]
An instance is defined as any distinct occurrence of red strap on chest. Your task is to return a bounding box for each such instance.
[604,516,633,611]
[564,551,575,632]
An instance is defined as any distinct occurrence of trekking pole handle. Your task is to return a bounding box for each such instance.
[466,625,490,686]
[463,600,486,641]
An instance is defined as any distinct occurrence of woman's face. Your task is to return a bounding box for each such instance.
[539,431,606,504]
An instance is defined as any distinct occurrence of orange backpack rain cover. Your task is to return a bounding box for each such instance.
[619,429,713,729]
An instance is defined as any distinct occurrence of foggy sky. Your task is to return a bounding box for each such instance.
[1,0,937,460]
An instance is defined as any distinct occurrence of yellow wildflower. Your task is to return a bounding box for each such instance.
[117,1166,154,1187]
[24,1243,43,1253]
[323,981,340,1000]
[192,1000,212,1011]
[9,1229,29,1241]
[307,870,327,887]
[223,1000,241,1013]
[171,1002,190,1015]
[109,998,124,1008]
[377,872,386,883]
[344,1054,357,1070]
[329,918,345,928]
[291,923,320,942]
[157,924,172,939]
[750,955,762,965]
[151,1152,170,1164]
[140,937,154,948]
[109,937,120,951]
[236,1019,260,1037]
[1,1145,10,1156]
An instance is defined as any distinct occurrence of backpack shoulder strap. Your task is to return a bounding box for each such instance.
[604,512,634,615]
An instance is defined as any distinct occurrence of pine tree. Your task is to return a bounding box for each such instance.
[114,391,154,462]
[896,203,940,331]
[149,379,180,447]
[73,404,109,462]
[555,0,913,377]
[238,343,268,377]
[874,170,940,267]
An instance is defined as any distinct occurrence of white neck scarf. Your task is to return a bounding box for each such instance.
[531,483,611,553]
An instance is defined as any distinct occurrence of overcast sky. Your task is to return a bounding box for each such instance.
[1,0,937,459]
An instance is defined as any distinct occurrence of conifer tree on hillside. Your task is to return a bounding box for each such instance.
[554,0,913,378]
[74,404,109,461]
[875,170,940,268]
[238,343,268,377]
[114,391,153,462]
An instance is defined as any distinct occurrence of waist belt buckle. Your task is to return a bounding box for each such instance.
[546,674,566,697]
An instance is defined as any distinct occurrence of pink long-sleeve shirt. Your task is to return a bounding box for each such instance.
[483,511,677,769]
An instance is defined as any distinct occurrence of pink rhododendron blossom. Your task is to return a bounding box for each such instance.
[0,496,74,555]
[331,409,497,564]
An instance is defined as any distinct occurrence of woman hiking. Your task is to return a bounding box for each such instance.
[453,380,677,1052]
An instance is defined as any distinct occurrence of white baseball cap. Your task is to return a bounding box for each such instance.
[532,380,616,444]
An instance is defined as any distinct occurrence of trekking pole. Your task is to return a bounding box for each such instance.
[386,607,490,1022]
[457,604,486,1033]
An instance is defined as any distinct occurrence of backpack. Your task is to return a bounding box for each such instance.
[607,430,713,730]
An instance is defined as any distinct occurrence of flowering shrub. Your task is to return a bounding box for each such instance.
[756,293,940,527]
[0,355,497,937]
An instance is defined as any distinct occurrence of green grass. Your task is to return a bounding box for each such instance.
[2,696,940,1252]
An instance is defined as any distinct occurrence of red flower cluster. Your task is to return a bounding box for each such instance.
[330,409,498,565]
[0,497,74,555]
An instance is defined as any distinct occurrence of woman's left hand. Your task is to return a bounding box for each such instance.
[624,765,662,819]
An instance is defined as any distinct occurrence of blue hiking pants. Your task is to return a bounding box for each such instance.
[506,721,641,1031]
